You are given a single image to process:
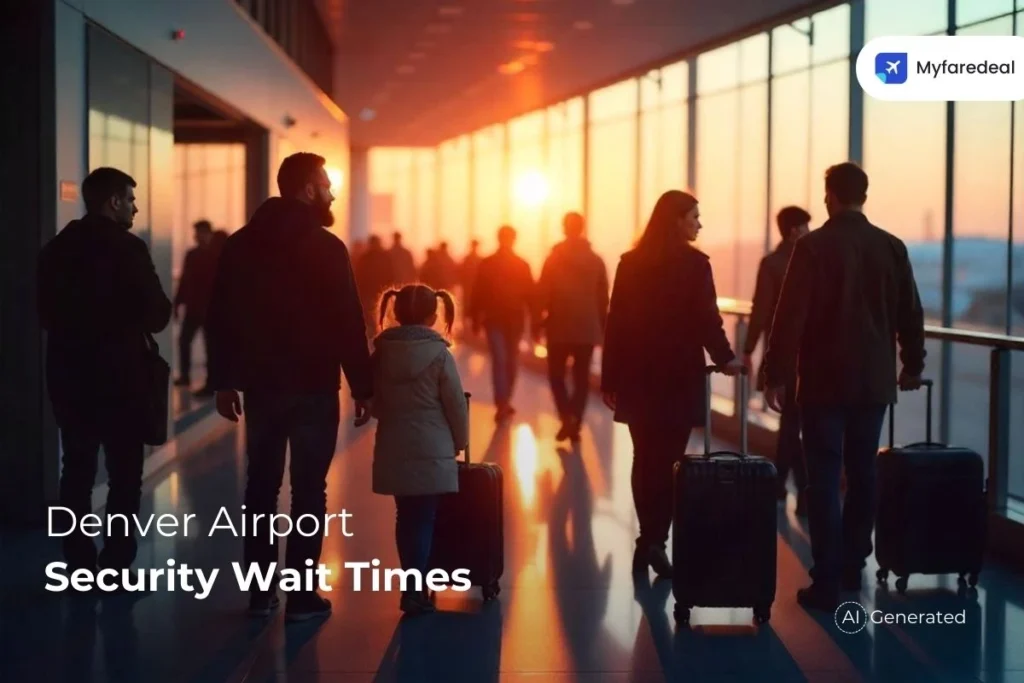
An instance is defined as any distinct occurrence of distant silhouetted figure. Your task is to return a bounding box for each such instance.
[744,206,811,514]
[762,162,926,612]
[537,212,609,442]
[173,219,217,394]
[355,235,397,336]
[468,226,536,421]
[205,152,374,622]
[389,232,417,285]
[601,191,742,581]
[37,167,172,573]
[371,284,468,616]
[460,239,481,323]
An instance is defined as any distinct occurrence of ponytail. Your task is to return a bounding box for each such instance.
[378,289,399,330]
[436,290,456,336]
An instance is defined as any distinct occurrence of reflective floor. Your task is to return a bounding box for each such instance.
[3,347,1024,683]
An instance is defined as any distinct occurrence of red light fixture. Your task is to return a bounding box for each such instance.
[171,29,185,41]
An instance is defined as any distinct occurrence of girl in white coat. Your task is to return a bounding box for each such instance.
[372,284,469,614]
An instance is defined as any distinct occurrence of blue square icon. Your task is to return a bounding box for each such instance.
[875,52,908,84]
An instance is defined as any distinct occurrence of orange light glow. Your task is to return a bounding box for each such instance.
[326,166,344,195]
[514,170,550,207]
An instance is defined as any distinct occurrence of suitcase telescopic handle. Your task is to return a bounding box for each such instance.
[463,392,472,463]
[704,365,748,458]
[887,378,934,448]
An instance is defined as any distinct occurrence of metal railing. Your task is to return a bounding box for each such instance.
[716,298,1024,520]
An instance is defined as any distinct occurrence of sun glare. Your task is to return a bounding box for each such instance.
[514,170,550,207]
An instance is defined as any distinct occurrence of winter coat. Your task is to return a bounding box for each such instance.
[371,325,469,496]
[537,238,609,345]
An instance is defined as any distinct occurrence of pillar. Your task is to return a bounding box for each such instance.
[348,144,371,242]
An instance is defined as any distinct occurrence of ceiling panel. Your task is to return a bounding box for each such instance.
[327,0,829,147]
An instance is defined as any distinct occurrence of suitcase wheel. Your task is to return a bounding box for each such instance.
[876,568,889,585]
[482,581,501,601]
[895,576,908,594]
[673,604,691,625]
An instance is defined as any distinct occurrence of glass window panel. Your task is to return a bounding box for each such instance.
[440,137,471,259]
[736,83,769,307]
[472,126,505,254]
[588,107,637,282]
[639,96,687,223]
[739,34,769,84]
[769,70,811,227]
[661,61,688,104]
[590,79,638,122]
[866,0,949,39]
[415,150,437,258]
[1014,15,1024,337]
[547,104,585,231]
[695,89,739,299]
[509,120,548,272]
[957,0,1014,27]
[812,3,851,64]
[697,43,739,94]
[772,19,811,75]
[809,60,850,206]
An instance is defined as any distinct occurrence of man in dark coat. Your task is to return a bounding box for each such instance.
[536,212,609,441]
[467,225,536,421]
[743,206,811,513]
[172,219,217,393]
[38,166,172,573]
[205,152,373,622]
[763,162,926,612]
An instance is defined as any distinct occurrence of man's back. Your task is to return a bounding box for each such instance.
[764,211,925,406]
[470,249,534,330]
[538,239,608,345]
[206,197,371,396]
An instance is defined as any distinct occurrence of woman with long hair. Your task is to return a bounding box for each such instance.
[600,190,742,580]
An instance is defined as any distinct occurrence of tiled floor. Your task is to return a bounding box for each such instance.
[2,347,1023,683]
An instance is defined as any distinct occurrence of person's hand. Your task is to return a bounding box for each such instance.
[353,398,373,427]
[215,390,242,422]
[602,392,617,411]
[742,354,754,374]
[898,372,923,391]
[719,358,745,376]
[172,305,181,322]
[764,385,786,413]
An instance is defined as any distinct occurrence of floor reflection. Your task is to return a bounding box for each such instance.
[3,347,1024,683]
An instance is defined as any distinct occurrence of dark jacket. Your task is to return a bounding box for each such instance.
[537,238,609,346]
[601,245,735,427]
[743,239,796,389]
[37,214,172,435]
[205,197,372,398]
[468,249,535,334]
[173,245,219,321]
[762,210,926,407]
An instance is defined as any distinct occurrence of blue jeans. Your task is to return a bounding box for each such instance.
[243,391,340,585]
[395,494,441,595]
[485,325,520,406]
[800,403,887,589]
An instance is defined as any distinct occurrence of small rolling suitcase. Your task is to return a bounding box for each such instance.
[875,379,986,593]
[428,392,505,600]
[672,366,778,625]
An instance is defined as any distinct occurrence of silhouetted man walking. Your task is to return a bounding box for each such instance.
[536,212,609,441]
[206,152,373,621]
[38,167,172,573]
[744,206,811,514]
[468,226,535,421]
[763,162,925,612]
[173,219,217,395]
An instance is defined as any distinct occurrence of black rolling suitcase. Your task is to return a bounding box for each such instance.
[875,379,986,593]
[672,366,778,625]
[428,392,505,601]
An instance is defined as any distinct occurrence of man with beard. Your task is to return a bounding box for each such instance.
[205,152,373,621]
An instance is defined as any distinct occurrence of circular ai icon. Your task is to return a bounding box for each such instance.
[834,601,869,634]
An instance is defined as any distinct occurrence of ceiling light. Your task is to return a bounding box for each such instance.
[533,41,554,52]
[425,23,451,34]
[521,53,539,66]
[409,51,426,60]
[439,5,463,16]
[396,64,416,75]
[359,108,376,121]
[498,61,525,75]
[573,20,594,30]
[415,40,436,49]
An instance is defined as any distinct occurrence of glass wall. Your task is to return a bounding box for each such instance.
[372,0,1024,511]
[439,136,472,258]
[472,125,506,253]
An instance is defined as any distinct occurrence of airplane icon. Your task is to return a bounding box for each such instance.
[874,52,908,84]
